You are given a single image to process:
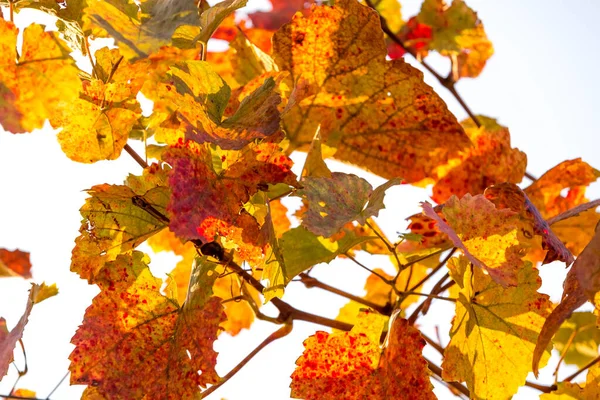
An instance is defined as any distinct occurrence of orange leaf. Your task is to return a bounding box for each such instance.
[69,252,226,398]
[0,248,32,279]
[0,20,81,133]
[273,0,470,183]
[291,311,435,399]
[431,116,526,203]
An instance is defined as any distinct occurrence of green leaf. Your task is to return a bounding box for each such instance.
[299,173,401,237]
[553,312,600,368]
[280,226,376,279]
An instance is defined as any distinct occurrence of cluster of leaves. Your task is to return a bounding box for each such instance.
[1,0,600,399]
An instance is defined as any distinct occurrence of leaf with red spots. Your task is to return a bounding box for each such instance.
[291,311,435,399]
[484,183,574,266]
[248,0,309,31]
[1,283,58,378]
[399,209,452,254]
[165,141,297,248]
[71,178,169,282]
[272,0,470,183]
[69,252,226,398]
[403,0,493,79]
[431,116,526,204]
[422,194,538,287]
[525,158,600,256]
[0,20,81,133]
[299,173,401,237]
[443,256,552,399]
[148,229,259,336]
[0,248,32,279]
[387,16,432,59]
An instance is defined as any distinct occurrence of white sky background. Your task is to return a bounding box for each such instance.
[1,0,599,399]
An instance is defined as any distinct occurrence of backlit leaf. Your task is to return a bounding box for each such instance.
[431,116,526,203]
[195,0,248,44]
[553,312,600,369]
[291,311,435,399]
[0,20,81,133]
[165,141,297,248]
[272,0,470,183]
[0,283,57,378]
[69,252,226,398]
[442,256,552,399]
[409,0,493,78]
[300,173,401,237]
[0,248,32,279]
[83,0,201,60]
[71,183,169,282]
[540,361,600,399]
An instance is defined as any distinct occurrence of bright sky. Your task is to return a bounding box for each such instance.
[1,1,599,399]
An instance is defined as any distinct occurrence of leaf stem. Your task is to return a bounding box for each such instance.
[407,273,452,324]
[201,322,293,399]
[44,371,69,399]
[124,144,149,169]
[408,248,456,292]
[344,253,393,284]
[84,37,98,79]
[365,220,403,269]
[553,330,577,383]
[299,273,391,315]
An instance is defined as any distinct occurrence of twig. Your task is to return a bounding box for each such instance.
[365,220,402,270]
[344,253,393,284]
[524,171,537,182]
[201,322,293,399]
[0,395,46,400]
[563,354,600,383]
[84,37,98,79]
[9,340,28,395]
[299,273,391,315]
[124,144,149,169]
[524,381,555,393]
[407,273,451,324]
[408,248,456,292]
[44,371,69,399]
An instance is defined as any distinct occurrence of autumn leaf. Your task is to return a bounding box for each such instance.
[553,312,600,369]
[422,194,535,287]
[442,256,552,399]
[484,183,574,266]
[279,226,376,280]
[525,158,600,256]
[540,361,600,399]
[69,252,226,398]
[272,0,470,183]
[248,0,309,31]
[82,0,207,60]
[431,116,526,203]
[407,0,493,79]
[291,311,435,399]
[148,229,257,336]
[71,183,169,282]
[0,283,58,378]
[164,141,297,248]
[0,248,32,279]
[150,60,284,149]
[0,20,81,133]
[299,173,401,237]
[362,0,403,33]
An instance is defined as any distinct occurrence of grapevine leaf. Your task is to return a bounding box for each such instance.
[361,0,403,33]
[71,184,169,282]
[422,194,535,287]
[83,0,202,60]
[575,223,600,300]
[279,226,376,280]
[0,248,32,279]
[152,60,283,149]
[432,116,526,203]
[69,252,226,398]
[0,20,81,133]
[409,0,493,78]
[484,183,574,266]
[272,0,470,183]
[248,0,308,31]
[291,311,435,399]
[525,158,600,256]
[259,205,287,302]
[442,256,552,399]
[553,312,600,368]
[195,0,248,44]
[299,173,401,237]
[165,141,297,245]
[0,283,58,378]
[148,229,257,335]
